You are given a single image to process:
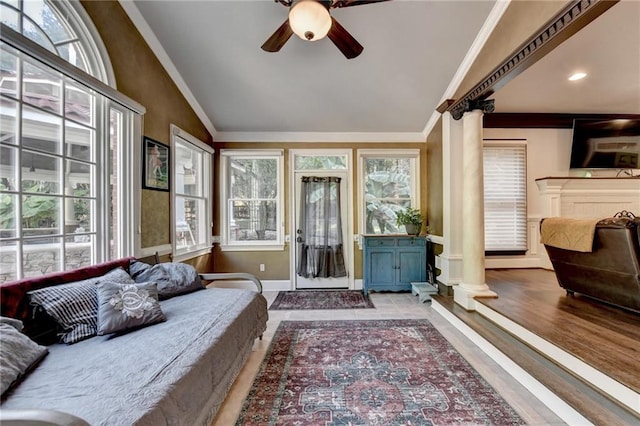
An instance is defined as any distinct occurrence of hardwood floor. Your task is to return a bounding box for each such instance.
[481,268,640,393]
[434,268,640,425]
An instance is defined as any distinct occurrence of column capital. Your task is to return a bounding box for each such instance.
[451,99,495,120]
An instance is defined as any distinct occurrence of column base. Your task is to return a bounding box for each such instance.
[453,283,497,311]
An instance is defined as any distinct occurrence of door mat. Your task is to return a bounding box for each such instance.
[269,290,375,310]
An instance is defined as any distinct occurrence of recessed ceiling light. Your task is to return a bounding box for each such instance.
[568,72,587,81]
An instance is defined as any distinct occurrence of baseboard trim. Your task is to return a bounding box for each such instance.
[354,279,363,290]
[485,257,542,269]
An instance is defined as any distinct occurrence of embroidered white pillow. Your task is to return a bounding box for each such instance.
[96,281,165,335]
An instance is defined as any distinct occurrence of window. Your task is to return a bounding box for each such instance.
[1,0,110,81]
[0,1,142,281]
[171,126,213,261]
[358,149,420,235]
[483,142,527,254]
[220,150,284,251]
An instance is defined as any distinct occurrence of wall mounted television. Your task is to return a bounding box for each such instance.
[570,118,640,169]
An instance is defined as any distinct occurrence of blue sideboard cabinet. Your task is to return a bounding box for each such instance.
[363,235,427,293]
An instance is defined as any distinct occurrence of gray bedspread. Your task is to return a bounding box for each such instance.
[1,288,268,425]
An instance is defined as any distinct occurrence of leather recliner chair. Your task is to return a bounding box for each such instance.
[541,216,640,313]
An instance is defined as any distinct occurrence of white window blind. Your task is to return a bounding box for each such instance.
[483,144,527,252]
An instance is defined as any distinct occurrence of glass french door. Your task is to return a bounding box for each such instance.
[294,170,349,289]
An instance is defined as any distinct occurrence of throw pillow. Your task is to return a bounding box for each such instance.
[128,259,151,278]
[0,316,25,331]
[0,318,48,396]
[28,267,134,344]
[130,262,203,299]
[96,281,165,335]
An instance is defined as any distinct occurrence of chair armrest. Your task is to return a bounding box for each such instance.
[199,272,263,293]
[0,409,89,426]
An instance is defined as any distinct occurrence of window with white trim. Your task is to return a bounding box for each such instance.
[1,0,109,81]
[171,126,213,261]
[0,1,142,280]
[358,149,420,235]
[483,142,527,254]
[220,150,284,251]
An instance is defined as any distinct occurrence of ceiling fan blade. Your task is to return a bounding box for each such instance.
[261,19,294,52]
[327,17,363,59]
[331,0,391,8]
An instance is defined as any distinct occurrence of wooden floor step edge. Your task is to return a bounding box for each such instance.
[432,295,639,426]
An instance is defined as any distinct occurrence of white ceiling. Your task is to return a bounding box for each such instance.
[124,0,639,142]
[492,0,640,115]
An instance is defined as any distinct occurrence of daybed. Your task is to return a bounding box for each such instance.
[541,214,640,313]
[0,257,268,425]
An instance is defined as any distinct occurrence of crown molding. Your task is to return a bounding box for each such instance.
[422,0,511,136]
[447,0,619,120]
[484,113,640,129]
[213,131,426,143]
[118,0,217,138]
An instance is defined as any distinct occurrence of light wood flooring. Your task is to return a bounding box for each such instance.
[211,289,570,425]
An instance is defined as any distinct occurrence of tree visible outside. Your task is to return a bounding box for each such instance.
[230,158,278,241]
[0,178,90,236]
[364,158,413,234]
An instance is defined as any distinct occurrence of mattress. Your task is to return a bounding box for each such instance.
[1,288,268,425]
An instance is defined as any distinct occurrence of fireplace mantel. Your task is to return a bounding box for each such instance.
[536,177,640,219]
[536,176,640,268]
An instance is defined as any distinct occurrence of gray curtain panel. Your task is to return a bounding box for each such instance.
[296,176,346,279]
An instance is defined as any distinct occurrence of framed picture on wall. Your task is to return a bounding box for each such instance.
[142,137,170,191]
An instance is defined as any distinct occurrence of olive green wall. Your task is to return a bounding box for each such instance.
[80,0,214,254]
[212,142,428,281]
[426,119,443,236]
[79,0,572,280]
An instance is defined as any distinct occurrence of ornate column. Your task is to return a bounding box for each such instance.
[452,100,497,310]
[438,112,464,288]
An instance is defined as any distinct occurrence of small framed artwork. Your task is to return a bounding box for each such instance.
[142,137,170,191]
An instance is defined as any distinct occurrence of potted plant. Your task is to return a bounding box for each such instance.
[396,207,425,235]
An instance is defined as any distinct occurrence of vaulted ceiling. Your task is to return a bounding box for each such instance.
[124,0,640,142]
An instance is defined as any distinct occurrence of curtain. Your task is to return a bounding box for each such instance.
[296,176,346,278]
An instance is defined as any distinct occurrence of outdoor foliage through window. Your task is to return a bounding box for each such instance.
[363,157,415,234]
[228,157,279,242]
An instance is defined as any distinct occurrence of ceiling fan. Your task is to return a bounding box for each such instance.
[261,0,391,59]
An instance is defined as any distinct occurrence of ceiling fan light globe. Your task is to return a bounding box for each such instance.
[289,0,331,42]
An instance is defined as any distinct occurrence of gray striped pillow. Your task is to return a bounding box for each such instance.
[28,267,134,344]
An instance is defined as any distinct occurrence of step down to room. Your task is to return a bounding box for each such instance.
[432,294,639,426]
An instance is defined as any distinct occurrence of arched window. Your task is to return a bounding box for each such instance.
[1,0,143,281]
[1,0,112,83]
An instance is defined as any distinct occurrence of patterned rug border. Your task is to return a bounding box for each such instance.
[237,319,525,425]
[269,290,376,310]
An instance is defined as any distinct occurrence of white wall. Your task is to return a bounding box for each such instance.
[484,127,573,217]
[483,127,573,268]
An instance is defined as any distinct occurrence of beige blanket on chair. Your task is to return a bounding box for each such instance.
[540,217,603,252]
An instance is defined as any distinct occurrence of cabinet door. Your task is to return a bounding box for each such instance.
[367,249,396,287]
[397,249,426,286]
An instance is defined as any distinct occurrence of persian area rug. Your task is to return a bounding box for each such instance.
[237,320,524,426]
[269,290,375,310]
